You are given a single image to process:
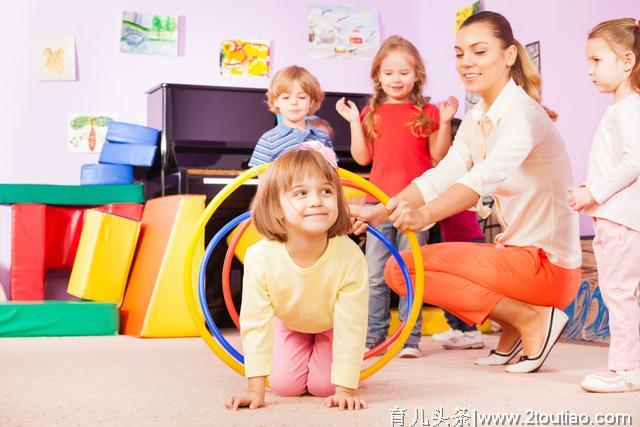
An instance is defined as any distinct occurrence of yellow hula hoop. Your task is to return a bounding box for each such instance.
[183,164,424,381]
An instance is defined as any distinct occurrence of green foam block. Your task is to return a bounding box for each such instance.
[0,183,144,205]
[0,301,118,337]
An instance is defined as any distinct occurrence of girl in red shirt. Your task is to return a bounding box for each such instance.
[336,35,456,357]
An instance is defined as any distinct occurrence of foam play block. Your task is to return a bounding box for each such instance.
[226,222,261,264]
[106,121,160,146]
[99,143,157,167]
[0,301,118,337]
[10,203,144,301]
[0,183,144,205]
[0,204,12,300]
[81,163,134,185]
[10,204,46,300]
[67,210,141,305]
[120,195,205,337]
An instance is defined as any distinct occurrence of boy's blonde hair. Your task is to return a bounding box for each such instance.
[266,66,325,115]
[250,149,351,242]
[363,35,435,142]
[589,18,640,92]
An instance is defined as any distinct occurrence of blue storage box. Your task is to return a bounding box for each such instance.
[99,143,157,167]
[106,121,160,146]
[81,163,134,185]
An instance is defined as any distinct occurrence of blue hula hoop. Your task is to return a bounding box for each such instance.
[197,211,414,363]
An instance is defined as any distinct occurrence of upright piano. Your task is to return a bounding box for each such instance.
[145,83,370,199]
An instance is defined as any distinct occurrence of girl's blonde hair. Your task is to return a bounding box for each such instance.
[461,11,558,120]
[362,35,435,142]
[266,65,325,115]
[588,18,640,92]
[250,149,352,242]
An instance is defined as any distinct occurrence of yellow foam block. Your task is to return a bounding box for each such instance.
[226,222,261,264]
[67,210,140,306]
[120,195,205,337]
[389,307,492,336]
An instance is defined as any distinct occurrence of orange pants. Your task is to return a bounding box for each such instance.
[384,242,581,325]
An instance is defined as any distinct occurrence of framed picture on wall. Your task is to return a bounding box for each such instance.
[525,41,541,73]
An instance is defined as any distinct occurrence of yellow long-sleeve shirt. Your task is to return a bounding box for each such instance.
[239,235,368,389]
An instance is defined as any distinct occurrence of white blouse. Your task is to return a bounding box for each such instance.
[413,79,581,269]
[585,93,640,232]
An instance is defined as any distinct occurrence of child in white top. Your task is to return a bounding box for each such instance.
[568,18,640,393]
[225,148,368,410]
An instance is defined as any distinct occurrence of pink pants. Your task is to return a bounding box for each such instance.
[269,318,334,397]
[593,218,640,371]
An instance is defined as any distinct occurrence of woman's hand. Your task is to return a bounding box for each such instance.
[224,391,265,410]
[336,97,361,124]
[387,197,430,231]
[568,186,596,212]
[349,203,388,234]
[325,387,368,411]
[439,96,459,123]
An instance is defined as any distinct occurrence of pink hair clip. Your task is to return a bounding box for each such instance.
[636,19,640,28]
[299,140,339,169]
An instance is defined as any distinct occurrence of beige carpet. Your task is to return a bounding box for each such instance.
[1,332,638,426]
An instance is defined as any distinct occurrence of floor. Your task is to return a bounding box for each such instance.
[1,332,638,426]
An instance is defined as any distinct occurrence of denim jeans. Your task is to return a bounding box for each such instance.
[443,311,477,332]
[366,220,428,347]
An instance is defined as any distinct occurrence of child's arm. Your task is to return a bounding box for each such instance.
[226,247,274,410]
[325,385,368,410]
[428,96,459,163]
[327,248,369,410]
[336,97,372,165]
[567,186,597,211]
[225,376,266,410]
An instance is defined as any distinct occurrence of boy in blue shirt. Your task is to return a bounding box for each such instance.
[248,66,334,167]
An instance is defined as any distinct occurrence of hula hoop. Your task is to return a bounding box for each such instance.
[220,180,413,359]
[213,215,412,361]
[183,164,424,381]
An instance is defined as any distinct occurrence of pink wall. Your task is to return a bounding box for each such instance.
[1,0,637,236]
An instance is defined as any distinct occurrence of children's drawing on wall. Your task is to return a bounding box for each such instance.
[455,0,483,33]
[526,41,541,72]
[68,114,115,153]
[120,11,179,56]
[219,39,271,77]
[36,36,76,81]
[307,5,380,60]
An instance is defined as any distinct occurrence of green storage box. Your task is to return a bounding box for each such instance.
[0,183,144,205]
[0,301,118,337]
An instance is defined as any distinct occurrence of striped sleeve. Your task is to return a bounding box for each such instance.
[248,135,273,167]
